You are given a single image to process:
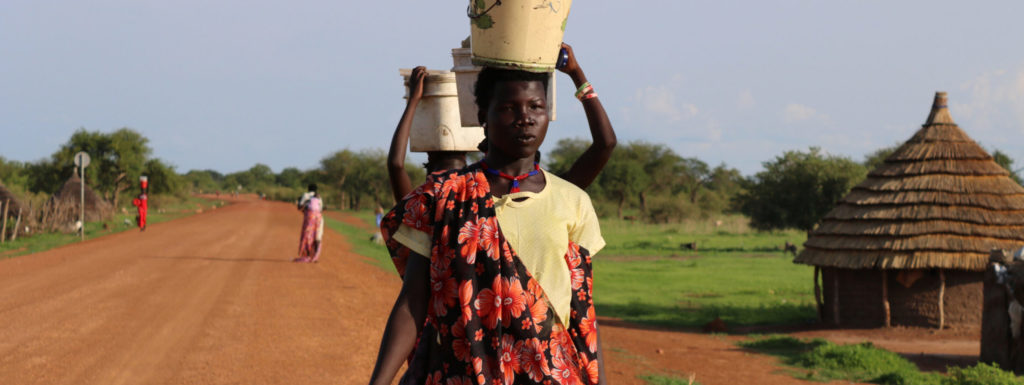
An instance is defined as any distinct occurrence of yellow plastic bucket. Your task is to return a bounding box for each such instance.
[468,0,572,72]
[400,69,484,152]
[452,46,557,122]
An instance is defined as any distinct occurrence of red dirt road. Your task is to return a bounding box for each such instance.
[1,197,947,384]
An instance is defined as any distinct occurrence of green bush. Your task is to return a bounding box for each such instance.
[741,336,1024,385]
[795,341,926,383]
[645,195,699,224]
[942,362,1023,385]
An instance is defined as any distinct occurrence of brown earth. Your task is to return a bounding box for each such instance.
[0,196,977,384]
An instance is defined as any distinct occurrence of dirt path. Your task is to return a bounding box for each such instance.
[0,197,399,384]
[0,197,933,384]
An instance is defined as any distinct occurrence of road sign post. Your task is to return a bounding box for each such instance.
[73,152,90,241]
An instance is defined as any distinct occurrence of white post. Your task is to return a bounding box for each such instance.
[80,165,85,241]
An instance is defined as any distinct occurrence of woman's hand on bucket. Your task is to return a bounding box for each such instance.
[408,66,427,103]
[556,43,582,78]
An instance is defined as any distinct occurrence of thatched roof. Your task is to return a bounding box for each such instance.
[0,181,24,217]
[796,92,1024,271]
[51,174,112,222]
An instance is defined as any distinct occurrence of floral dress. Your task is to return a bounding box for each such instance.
[297,196,323,260]
[381,164,601,385]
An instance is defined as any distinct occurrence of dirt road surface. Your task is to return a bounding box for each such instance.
[0,197,967,384]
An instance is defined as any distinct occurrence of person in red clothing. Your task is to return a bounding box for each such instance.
[132,176,148,231]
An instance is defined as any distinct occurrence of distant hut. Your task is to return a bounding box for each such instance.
[795,92,1024,329]
[0,181,24,217]
[0,181,25,238]
[50,174,112,223]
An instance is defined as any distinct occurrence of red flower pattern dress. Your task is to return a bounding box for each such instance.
[381,164,601,385]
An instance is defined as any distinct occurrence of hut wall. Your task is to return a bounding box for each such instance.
[887,269,981,328]
[822,267,886,327]
[823,268,981,328]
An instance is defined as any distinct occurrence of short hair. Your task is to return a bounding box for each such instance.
[474,67,549,125]
[308,183,318,192]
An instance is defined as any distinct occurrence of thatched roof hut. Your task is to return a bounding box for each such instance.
[795,92,1024,328]
[0,181,24,217]
[50,174,112,223]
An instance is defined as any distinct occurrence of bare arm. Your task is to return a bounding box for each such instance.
[558,43,616,189]
[389,66,427,203]
[368,251,430,385]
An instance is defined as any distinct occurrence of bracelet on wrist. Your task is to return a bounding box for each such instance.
[574,81,592,99]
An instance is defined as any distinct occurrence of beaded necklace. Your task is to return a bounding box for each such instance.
[480,161,540,193]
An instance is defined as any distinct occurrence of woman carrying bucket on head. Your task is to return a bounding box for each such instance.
[294,184,324,263]
[387,44,615,202]
[387,66,471,204]
[371,42,614,385]
[132,176,148,232]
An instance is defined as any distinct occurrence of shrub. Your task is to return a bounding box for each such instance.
[795,342,927,383]
[942,362,1023,385]
[645,195,699,224]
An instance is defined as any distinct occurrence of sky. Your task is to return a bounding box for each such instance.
[2,0,1023,176]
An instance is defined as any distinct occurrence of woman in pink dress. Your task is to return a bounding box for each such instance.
[295,184,324,263]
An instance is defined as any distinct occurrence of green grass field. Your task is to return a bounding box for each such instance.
[335,210,814,329]
[595,215,814,328]
[0,195,226,259]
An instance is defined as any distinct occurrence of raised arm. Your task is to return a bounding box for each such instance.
[558,43,616,189]
[368,251,430,385]
[388,66,427,203]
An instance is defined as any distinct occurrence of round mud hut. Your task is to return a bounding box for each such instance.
[0,181,24,217]
[50,174,112,223]
[795,92,1024,329]
[0,181,25,238]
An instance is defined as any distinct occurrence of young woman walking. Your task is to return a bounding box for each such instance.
[371,43,613,385]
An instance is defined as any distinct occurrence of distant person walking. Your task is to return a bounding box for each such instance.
[132,177,149,231]
[294,184,324,263]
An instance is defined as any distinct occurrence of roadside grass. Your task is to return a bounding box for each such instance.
[599,214,804,256]
[639,373,700,385]
[739,335,1024,385]
[322,211,396,273]
[337,210,816,328]
[595,216,814,328]
[0,195,225,259]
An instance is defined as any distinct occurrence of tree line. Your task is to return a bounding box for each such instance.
[3,128,1021,233]
[1,128,183,206]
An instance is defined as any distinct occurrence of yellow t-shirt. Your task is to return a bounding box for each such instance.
[393,170,605,325]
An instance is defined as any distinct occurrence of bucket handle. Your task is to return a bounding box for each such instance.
[467,0,501,19]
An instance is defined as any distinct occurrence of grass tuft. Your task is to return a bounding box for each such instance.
[322,211,395,273]
[739,335,1024,385]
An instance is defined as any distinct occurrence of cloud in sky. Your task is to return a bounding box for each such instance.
[783,103,829,123]
[953,65,1024,132]
[737,89,755,109]
[633,85,699,122]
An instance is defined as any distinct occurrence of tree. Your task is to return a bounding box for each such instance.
[51,128,152,205]
[703,163,744,213]
[183,170,225,193]
[0,156,28,190]
[863,144,899,171]
[276,167,304,189]
[597,158,649,219]
[737,147,867,231]
[320,150,357,208]
[142,159,184,196]
[992,149,1023,185]
[546,138,590,176]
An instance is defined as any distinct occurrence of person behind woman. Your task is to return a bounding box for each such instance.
[294,184,324,263]
[387,66,469,204]
[387,43,615,204]
[370,44,612,385]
